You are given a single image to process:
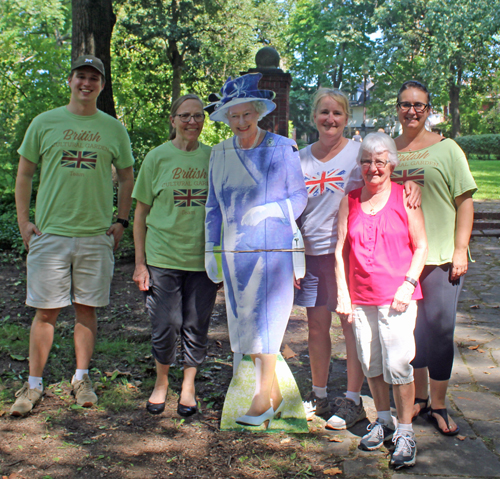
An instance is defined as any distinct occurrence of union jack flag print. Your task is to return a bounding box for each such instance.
[392,168,425,187]
[173,189,207,207]
[61,150,97,169]
[304,169,345,197]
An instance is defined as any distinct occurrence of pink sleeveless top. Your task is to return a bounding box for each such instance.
[347,183,423,305]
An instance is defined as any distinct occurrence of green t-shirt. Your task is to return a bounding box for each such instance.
[132,141,211,271]
[393,139,477,265]
[18,106,134,237]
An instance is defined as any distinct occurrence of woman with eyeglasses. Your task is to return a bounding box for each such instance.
[132,94,218,417]
[394,81,477,436]
[335,133,428,469]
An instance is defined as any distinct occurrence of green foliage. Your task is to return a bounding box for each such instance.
[285,0,377,140]
[0,209,24,253]
[0,0,71,197]
[372,0,500,137]
[455,135,500,159]
[286,0,376,89]
[199,120,232,147]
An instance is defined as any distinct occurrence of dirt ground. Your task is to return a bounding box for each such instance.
[0,254,364,479]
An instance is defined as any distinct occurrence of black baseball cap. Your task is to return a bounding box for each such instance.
[71,55,105,78]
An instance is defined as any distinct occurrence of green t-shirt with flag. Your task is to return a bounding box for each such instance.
[132,141,211,271]
[393,139,477,265]
[18,106,134,237]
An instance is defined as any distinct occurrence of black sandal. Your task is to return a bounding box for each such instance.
[428,408,460,436]
[413,397,430,419]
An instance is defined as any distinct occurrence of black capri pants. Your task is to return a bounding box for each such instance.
[411,263,464,381]
[145,266,217,368]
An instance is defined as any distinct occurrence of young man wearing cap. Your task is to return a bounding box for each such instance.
[10,55,135,416]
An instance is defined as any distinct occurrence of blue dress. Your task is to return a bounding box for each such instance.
[205,132,307,354]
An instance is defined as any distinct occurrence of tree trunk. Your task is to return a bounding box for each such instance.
[449,65,462,138]
[72,0,117,118]
[169,42,183,104]
[167,0,183,104]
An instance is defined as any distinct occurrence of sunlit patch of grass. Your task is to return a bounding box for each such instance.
[468,159,500,200]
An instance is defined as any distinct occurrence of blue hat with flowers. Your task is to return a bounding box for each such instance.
[207,73,276,124]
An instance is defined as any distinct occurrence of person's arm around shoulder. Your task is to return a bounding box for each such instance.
[132,200,152,291]
[391,202,428,312]
[335,196,352,321]
[107,166,134,250]
[451,191,474,281]
[402,181,422,208]
[15,156,41,251]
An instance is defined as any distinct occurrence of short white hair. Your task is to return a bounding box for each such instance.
[224,100,268,121]
[357,132,399,167]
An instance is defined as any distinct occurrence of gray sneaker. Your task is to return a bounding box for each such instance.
[303,391,330,419]
[359,420,395,451]
[72,374,98,407]
[326,397,367,430]
[390,431,417,469]
[330,396,347,416]
[10,383,43,416]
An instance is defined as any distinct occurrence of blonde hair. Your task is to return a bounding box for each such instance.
[310,88,350,125]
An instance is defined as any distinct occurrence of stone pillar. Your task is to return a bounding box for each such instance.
[242,47,292,138]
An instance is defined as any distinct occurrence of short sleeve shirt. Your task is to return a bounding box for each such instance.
[132,141,211,271]
[18,106,134,237]
[393,139,477,264]
[299,140,363,255]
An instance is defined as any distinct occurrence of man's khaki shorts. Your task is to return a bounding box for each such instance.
[26,233,114,309]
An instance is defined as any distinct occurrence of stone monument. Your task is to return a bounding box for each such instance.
[243,47,292,137]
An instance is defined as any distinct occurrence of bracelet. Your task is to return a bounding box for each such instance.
[405,276,418,287]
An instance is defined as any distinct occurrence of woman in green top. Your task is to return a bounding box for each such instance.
[132,94,218,416]
[394,81,477,436]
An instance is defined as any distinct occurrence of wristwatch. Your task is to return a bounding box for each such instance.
[116,218,129,228]
[404,276,418,287]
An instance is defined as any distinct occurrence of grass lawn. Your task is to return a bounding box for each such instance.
[468,159,500,200]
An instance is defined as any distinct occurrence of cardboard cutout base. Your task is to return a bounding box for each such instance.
[220,354,308,432]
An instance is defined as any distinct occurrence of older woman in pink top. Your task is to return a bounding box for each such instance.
[335,133,427,471]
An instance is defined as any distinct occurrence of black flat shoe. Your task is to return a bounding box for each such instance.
[177,402,197,417]
[146,401,165,415]
[412,397,430,420]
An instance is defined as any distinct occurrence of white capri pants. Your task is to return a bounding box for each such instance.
[352,301,417,385]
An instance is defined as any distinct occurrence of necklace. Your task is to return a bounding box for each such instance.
[368,197,378,215]
[237,127,261,150]
[366,189,390,215]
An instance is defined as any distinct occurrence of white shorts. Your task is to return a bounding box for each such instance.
[26,233,114,309]
[352,302,417,385]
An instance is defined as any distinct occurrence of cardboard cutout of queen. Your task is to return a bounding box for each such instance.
[205,73,308,430]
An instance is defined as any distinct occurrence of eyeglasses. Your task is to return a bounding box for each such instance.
[175,113,205,123]
[397,102,429,113]
[360,159,389,169]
